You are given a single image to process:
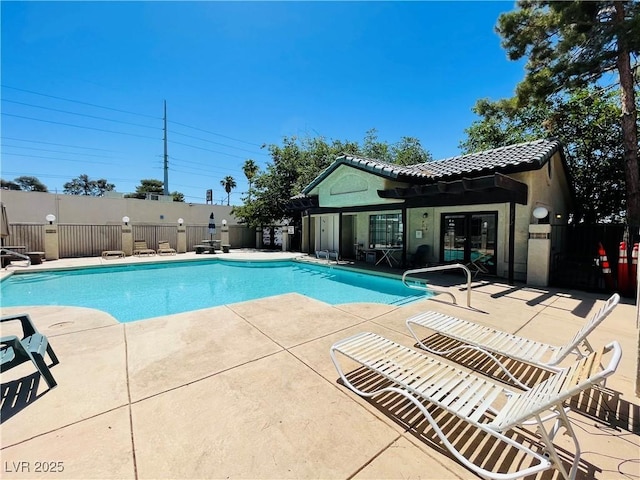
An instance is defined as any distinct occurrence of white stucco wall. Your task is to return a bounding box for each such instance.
[0,190,238,226]
[309,165,404,207]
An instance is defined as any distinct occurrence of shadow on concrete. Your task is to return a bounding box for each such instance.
[1,372,49,424]
[569,386,640,435]
[339,367,601,480]
[411,334,553,388]
[410,335,639,436]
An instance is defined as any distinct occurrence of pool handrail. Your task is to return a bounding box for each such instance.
[1,247,31,268]
[402,263,472,308]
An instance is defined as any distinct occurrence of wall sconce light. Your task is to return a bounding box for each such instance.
[532,206,549,224]
[555,213,562,220]
[45,213,56,225]
[122,216,130,226]
[532,206,549,219]
[422,212,429,219]
[222,219,228,227]
[178,218,184,226]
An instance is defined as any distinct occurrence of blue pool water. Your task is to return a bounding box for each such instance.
[0,260,429,322]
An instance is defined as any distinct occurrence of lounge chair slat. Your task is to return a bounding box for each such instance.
[455,380,498,417]
[409,361,454,391]
[417,365,462,397]
[429,373,467,403]
[406,294,620,383]
[467,386,503,422]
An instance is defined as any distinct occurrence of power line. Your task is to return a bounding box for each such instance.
[171,129,266,156]
[154,165,228,179]
[2,87,274,166]
[2,152,117,166]
[169,156,244,175]
[2,85,270,153]
[2,143,115,159]
[1,171,136,183]
[170,139,252,159]
[2,113,160,140]
[2,99,160,130]
[169,119,264,148]
[1,136,117,152]
[1,85,160,119]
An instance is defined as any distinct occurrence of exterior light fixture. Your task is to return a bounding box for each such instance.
[45,213,56,225]
[532,206,549,219]
[222,219,227,227]
[422,212,428,219]
[178,218,184,226]
[122,216,130,225]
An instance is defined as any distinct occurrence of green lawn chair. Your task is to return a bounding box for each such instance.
[1,314,59,389]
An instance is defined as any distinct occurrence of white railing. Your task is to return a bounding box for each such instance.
[402,263,472,307]
[316,249,338,263]
[1,248,31,268]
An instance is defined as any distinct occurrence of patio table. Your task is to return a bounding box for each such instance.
[376,247,402,267]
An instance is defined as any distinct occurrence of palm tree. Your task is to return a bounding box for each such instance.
[220,176,237,206]
[242,159,259,202]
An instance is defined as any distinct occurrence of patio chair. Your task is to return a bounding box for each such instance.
[1,313,59,389]
[408,244,430,267]
[466,251,493,277]
[157,241,176,256]
[330,331,621,480]
[406,293,620,388]
[133,240,156,256]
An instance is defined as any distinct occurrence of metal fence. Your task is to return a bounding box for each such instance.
[133,225,178,251]
[6,224,44,252]
[5,223,256,258]
[550,223,631,291]
[60,225,122,257]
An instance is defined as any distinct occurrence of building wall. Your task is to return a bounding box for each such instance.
[304,152,572,282]
[310,165,404,207]
[0,190,238,226]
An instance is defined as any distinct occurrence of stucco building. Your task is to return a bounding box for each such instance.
[291,139,573,285]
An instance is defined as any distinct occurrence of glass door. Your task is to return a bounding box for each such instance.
[441,212,497,274]
[469,214,496,274]
[443,215,466,262]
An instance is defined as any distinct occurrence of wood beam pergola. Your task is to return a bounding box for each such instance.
[378,173,528,206]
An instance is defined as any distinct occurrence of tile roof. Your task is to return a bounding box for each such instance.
[302,138,563,195]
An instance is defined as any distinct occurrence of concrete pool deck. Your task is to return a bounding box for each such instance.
[1,251,639,479]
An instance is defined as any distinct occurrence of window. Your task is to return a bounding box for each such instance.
[369,213,403,248]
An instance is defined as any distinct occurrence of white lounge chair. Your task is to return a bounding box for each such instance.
[406,293,620,388]
[157,241,176,256]
[133,240,156,256]
[330,332,621,480]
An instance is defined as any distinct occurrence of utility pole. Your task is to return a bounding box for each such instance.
[163,100,169,196]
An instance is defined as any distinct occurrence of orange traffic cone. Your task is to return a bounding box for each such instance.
[617,241,629,295]
[598,242,614,291]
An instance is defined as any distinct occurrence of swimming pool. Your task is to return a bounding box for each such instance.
[0,260,429,322]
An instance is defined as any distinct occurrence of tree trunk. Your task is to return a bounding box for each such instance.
[615,2,640,225]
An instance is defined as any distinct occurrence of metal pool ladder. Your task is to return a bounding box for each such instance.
[402,263,472,308]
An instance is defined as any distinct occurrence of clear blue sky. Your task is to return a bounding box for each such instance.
[1,1,525,205]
